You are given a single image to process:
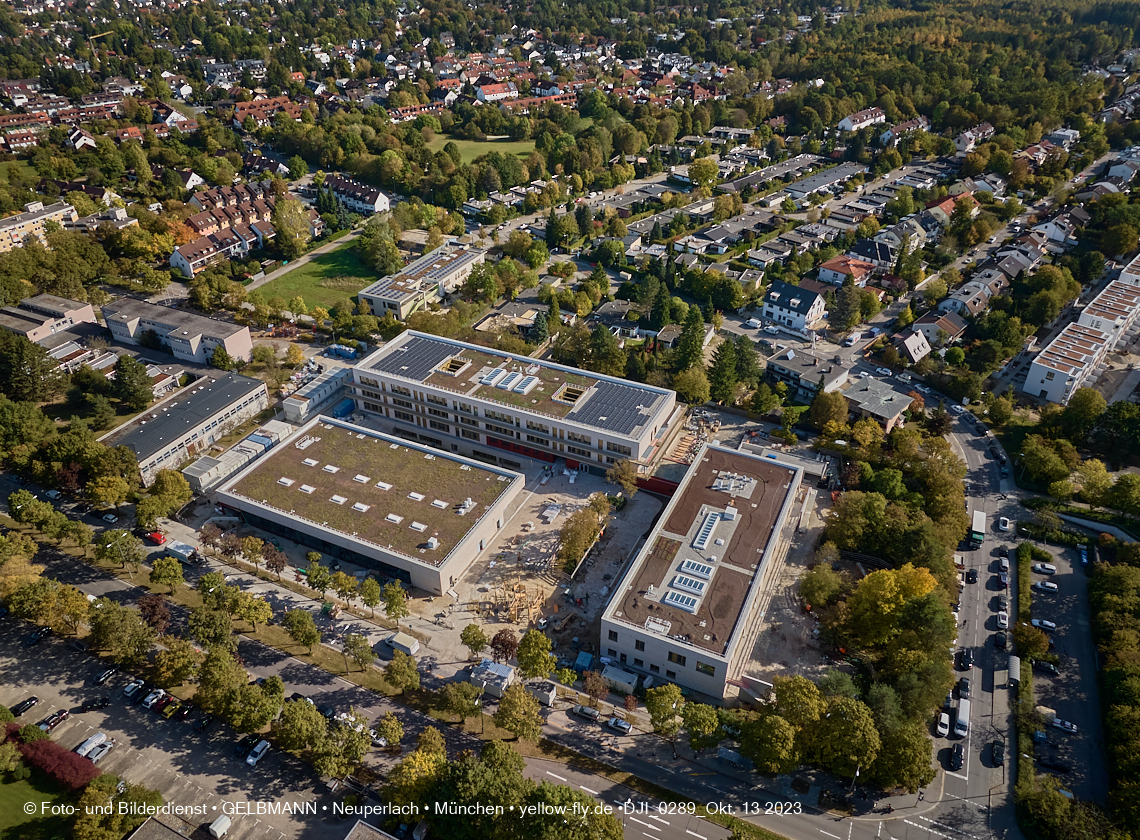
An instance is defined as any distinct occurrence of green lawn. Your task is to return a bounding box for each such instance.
[0,775,71,839]
[256,239,375,309]
[427,135,535,165]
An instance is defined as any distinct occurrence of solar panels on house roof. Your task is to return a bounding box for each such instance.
[567,380,657,435]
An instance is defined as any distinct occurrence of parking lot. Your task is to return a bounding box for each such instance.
[0,619,361,840]
[1026,544,1107,802]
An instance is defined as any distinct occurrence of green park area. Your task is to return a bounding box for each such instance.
[427,135,535,165]
[0,775,71,839]
[256,237,376,309]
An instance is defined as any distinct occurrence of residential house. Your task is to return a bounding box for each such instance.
[324,174,390,215]
[912,311,968,346]
[892,330,932,364]
[953,122,994,153]
[837,107,886,132]
[169,226,266,278]
[818,255,876,287]
[938,271,1009,317]
[925,193,980,226]
[1032,208,1090,245]
[879,117,930,147]
[765,348,850,402]
[1022,322,1111,404]
[846,240,897,273]
[842,378,913,432]
[760,279,826,331]
[232,96,304,128]
[66,128,97,150]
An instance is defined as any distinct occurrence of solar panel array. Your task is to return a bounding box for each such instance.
[368,335,455,381]
[568,380,662,435]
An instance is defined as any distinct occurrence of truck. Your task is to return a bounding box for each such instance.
[166,540,198,564]
[385,632,420,656]
[843,331,862,347]
[969,511,986,547]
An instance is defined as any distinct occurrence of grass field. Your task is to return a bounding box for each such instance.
[0,775,71,838]
[256,239,375,308]
[427,135,535,165]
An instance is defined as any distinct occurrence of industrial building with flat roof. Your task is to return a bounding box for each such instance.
[102,299,254,365]
[215,417,524,594]
[358,244,485,320]
[599,443,802,703]
[351,331,679,472]
[108,373,268,485]
[0,294,95,342]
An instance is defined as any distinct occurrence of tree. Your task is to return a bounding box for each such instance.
[490,628,520,663]
[287,155,308,180]
[646,684,684,751]
[88,476,131,511]
[688,158,719,191]
[872,721,935,791]
[305,558,332,595]
[149,556,184,594]
[493,683,543,741]
[382,581,410,628]
[440,680,483,722]
[584,670,609,706]
[707,339,738,404]
[227,677,284,733]
[1059,387,1107,442]
[681,702,721,752]
[111,355,153,411]
[93,530,146,572]
[154,635,200,687]
[809,390,849,430]
[273,197,313,258]
[814,697,881,777]
[672,366,710,405]
[87,599,155,666]
[233,590,273,631]
[384,649,421,694]
[516,629,556,680]
[195,647,248,715]
[331,570,358,605]
[137,593,171,634]
[673,306,707,371]
[743,714,798,774]
[605,459,639,497]
[752,383,782,415]
[273,698,328,756]
[263,546,287,579]
[283,608,321,653]
[189,607,233,650]
[989,396,1013,426]
[374,711,404,750]
[240,536,264,569]
[799,561,845,608]
[342,633,375,671]
[461,623,489,660]
[359,577,382,617]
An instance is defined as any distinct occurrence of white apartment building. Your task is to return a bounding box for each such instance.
[1022,322,1111,404]
[324,174,390,215]
[102,300,253,364]
[351,331,679,473]
[1077,280,1140,351]
[760,279,826,331]
[358,244,485,320]
[109,373,269,485]
[0,201,78,253]
[599,443,802,703]
[837,107,886,132]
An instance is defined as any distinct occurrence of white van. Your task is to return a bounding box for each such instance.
[745,318,762,329]
[74,732,107,758]
[209,815,232,838]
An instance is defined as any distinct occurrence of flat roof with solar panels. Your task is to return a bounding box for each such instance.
[599,443,802,703]
[213,416,524,595]
[352,331,678,465]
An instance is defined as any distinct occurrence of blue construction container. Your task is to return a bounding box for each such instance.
[331,398,356,418]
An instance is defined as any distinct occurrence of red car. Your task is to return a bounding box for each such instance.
[145,532,166,545]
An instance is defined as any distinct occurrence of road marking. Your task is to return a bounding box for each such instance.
[817,830,840,839]
[648,815,670,824]
[579,785,598,795]
[685,830,707,840]
[629,817,660,831]
[545,771,567,782]
[943,771,967,781]
[944,793,986,809]
[917,816,987,839]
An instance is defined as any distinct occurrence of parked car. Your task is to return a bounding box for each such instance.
[958,677,971,699]
[193,716,215,734]
[234,734,259,758]
[570,705,601,723]
[1035,581,1059,593]
[101,513,118,524]
[1031,619,1058,631]
[992,742,1005,766]
[997,594,1009,611]
[94,667,117,686]
[916,385,932,394]
[1051,718,1078,733]
[1039,759,1072,773]
[144,532,166,545]
[998,546,1010,558]
[958,649,974,670]
[80,697,111,712]
[161,699,182,719]
[122,678,145,699]
[994,631,1008,650]
[1078,544,1089,566]
[605,717,632,735]
[936,713,950,737]
[999,517,1011,531]
[37,710,70,732]
[763,326,781,335]
[951,404,966,414]
[966,569,978,584]
[87,741,114,765]
[1032,563,1058,575]
[1032,659,1060,676]
[876,367,892,376]
[949,743,965,770]
[997,611,1009,629]
[141,690,167,710]
[999,572,1010,588]
[246,739,271,767]
[11,697,38,716]
[1000,467,1010,478]
[369,728,388,748]
[24,626,51,646]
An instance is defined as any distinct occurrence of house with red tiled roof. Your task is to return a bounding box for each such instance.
[818,255,876,287]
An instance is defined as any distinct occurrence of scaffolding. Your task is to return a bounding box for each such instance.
[495,576,544,624]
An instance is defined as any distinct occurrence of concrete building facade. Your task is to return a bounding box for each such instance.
[358,244,485,320]
[1022,322,1111,404]
[102,300,254,365]
[0,294,96,342]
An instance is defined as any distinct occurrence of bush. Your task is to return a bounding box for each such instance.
[17,738,101,790]
[16,724,48,744]
[0,705,13,723]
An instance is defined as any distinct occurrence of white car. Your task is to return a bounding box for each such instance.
[876,367,892,376]
[745,318,762,329]
[141,690,166,710]
[916,385,932,394]
[246,739,271,766]
[951,405,966,414]
[1035,581,1059,593]
[1051,718,1078,734]
[102,513,118,524]
[605,716,632,735]
[1032,563,1058,575]
[999,517,1011,532]
[997,611,1009,629]
[1032,619,1057,631]
[763,326,781,335]
[936,713,950,737]
[859,371,871,378]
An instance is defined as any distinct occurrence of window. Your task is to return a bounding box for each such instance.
[667,651,686,667]
[649,665,660,673]
[428,420,450,432]
[1045,371,1055,381]
[566,445,592,458]
[526,420,549,433]
[634,658,643,668]
[459,416,479,427]
[607,648,616,657]
[393,410,415,423]
[606,441,633,456]
[526,435,549,446]
[426,394,448,406]
[485,422,516,437]
[460,429,480,440]
[634,640,645,651]
[391,385,411,396]
[360,377,378,387]
[392,398,413,409]
[666,670,676,679]
[427,407,449,419]
[567,431,591,445]
[608,630,618,641]
[695,661,715,676]
[484,408,514,423]
[457,402,474,414]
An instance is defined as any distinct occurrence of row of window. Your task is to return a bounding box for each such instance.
[606,631,716,678]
